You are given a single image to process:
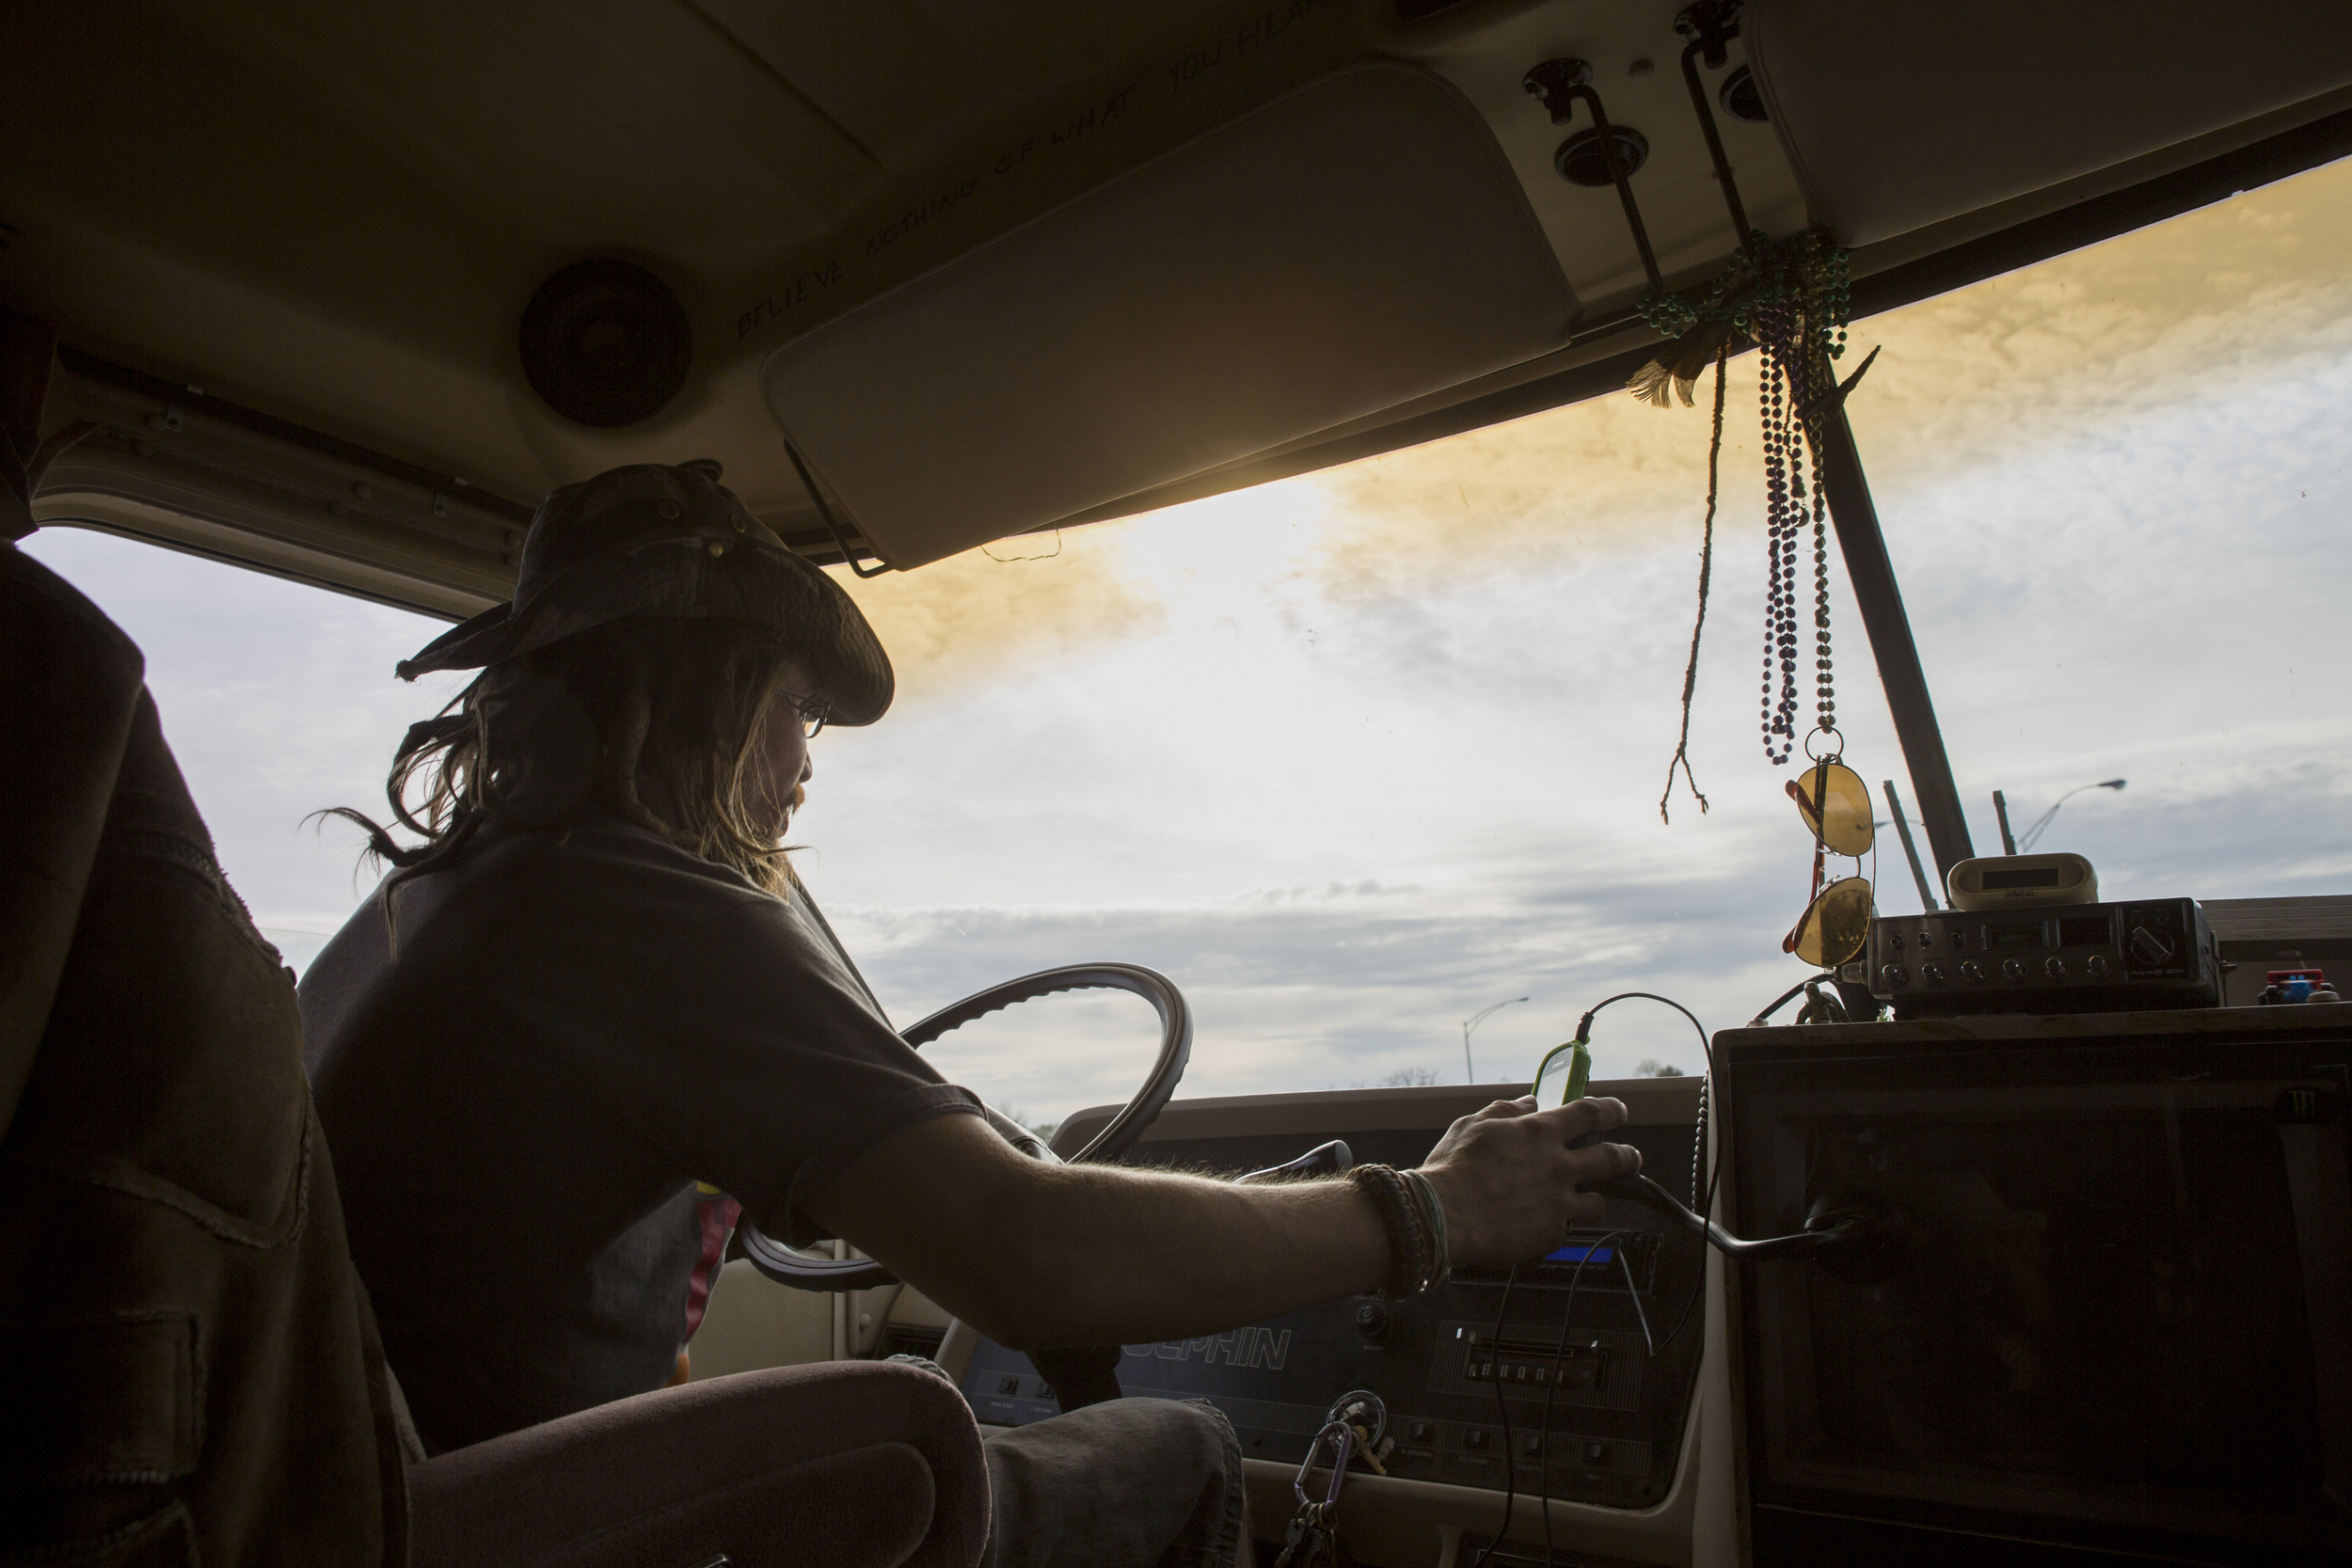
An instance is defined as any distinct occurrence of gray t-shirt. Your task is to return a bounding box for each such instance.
[299,810,978,1451]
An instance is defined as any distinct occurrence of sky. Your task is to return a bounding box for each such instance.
[24,155,2352,1127]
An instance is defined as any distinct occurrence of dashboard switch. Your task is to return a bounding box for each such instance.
[1462,1427,1491,1450]
[1582,1441,1609,1465]
[2045,957,2067,979]
[1960,960,1984,983]
[1406,1419,1434,1444]
[1881,963,1907,989]
[2086,954,2111,978]
[1519,1433,1544,1457]
[2001,958,2025,980]
[1354,1302,1390,1343]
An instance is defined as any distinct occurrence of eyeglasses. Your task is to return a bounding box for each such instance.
[1782,757,1874,967]
[778,689,833,739]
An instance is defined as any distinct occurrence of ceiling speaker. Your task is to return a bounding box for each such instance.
[518,260,691,427]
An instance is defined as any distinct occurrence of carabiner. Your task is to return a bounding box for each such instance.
[1292,1418,1356,1513]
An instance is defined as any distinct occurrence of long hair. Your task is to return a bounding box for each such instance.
[327,617,802,897]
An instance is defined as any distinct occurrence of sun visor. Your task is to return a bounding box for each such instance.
[1747,0,2352,249]
[760,62,1576,570]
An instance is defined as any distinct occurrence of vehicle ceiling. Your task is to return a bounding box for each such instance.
[7,0,2351,617]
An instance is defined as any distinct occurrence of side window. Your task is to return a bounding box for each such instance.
[18,527,454,976]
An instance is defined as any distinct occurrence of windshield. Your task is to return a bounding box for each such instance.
[24,155,2351,1132]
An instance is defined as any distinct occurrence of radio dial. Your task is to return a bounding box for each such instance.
[1960,960,1985,983]
[2129,926,2177,965]
[2000,958,2025,980]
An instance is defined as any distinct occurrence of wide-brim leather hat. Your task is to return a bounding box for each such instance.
[395,460,893,725]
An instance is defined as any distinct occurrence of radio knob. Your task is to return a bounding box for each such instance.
[1354,1302,1390,1343]
[1881,963,1908,989]
[2129,926,2177,965]
[2085,954,2111,978]
[2045,957,2067,979]
[2000,958,2025,980]
[1960,960,1985,983]
[1921,962,1945,983]
[1887,932,1905,954]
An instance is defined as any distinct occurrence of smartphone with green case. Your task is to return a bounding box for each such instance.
[1533,1037,1592,1107]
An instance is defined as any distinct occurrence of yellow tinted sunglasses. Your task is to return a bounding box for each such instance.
[1787,759,1873,857]
[1784,875,1873,967]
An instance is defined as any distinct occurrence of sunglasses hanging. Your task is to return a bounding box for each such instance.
[1782,753,1874,970]
[1534,1,1883,975]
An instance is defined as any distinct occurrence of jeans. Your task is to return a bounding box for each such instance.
[891,1357,1247,1568]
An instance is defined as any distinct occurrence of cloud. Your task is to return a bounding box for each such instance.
[832,525,1168,705]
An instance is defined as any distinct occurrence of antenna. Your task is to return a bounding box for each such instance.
[1882,780,1939,911]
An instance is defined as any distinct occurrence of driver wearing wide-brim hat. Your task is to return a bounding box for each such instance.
[301,460,1641,1568]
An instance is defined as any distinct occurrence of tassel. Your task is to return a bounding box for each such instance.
[1627,356,1683,407]
[1629,317,1740,408]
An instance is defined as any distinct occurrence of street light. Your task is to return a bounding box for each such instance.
[2017,779,2127,852]
[1462,996,1530,1085]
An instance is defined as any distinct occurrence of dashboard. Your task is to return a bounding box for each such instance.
[933,1078,1736,1568]
[694,1011,2347,1566]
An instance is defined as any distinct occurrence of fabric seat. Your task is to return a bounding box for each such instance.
[0,536,989,1568]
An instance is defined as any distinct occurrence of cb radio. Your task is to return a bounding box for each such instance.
[1868,855,2219,1019]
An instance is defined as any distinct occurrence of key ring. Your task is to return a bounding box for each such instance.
[1324,1388,1388,1452]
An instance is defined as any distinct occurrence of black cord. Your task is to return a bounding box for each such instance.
[1595,1171,1859,1259]
[1468,1265,1523,1568]
[1747,972,1836,1027]
[1539,1227,1634,1568]
[1571,992,1717,1364]
[1650,1076,1713,1361]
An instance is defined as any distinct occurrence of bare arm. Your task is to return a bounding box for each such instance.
[799,1094,1641,1349]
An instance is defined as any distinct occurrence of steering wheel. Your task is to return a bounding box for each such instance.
[737,962,1191,1292]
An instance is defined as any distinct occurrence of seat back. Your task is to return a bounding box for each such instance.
[0,545,409,1564]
